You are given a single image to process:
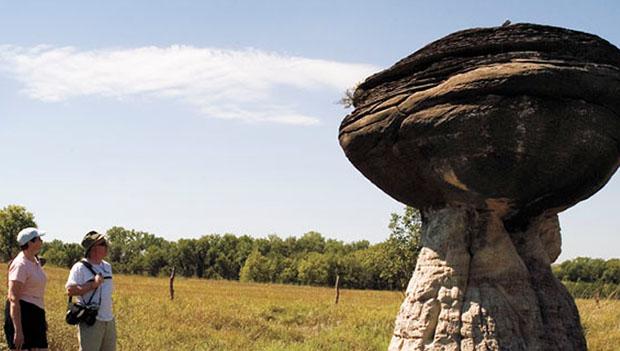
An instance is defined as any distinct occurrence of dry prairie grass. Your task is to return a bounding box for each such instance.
[0,265,617,350]
[577,298,620,351]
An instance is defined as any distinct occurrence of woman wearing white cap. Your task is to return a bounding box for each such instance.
[3,227,48,351]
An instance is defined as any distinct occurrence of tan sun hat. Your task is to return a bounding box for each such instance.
[81,230,106,254]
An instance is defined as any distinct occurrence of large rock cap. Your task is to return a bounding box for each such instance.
[339,24,620,227]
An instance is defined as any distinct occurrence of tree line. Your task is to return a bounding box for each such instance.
[1,204,618,291]
[552,257,620,284]
[0,205,422,291]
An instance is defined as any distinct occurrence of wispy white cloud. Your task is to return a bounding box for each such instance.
[0,45,378,125]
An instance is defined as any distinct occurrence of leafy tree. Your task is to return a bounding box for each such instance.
[354,245,391,289]
[552,264,564,280]
[338,85,358,108]
[331,253,366,289]
[40,240,83,267]
[234,235,255,275]
[324,239,345,255]
[383,206,423,291]
[172,239,201,277]
[0,205,37,261]
[63,243,85,265]
[253,237,271,256]
[602,259,620,284]
[267,234,288,257]
[559,257,606,282]
[284,236,297,256]
[239,249,272,283]
[143,244,171,276]
[347,240,370,253]
[296,231,326,254]
[197,234,237,279]
[555,257,620,284]
[279,257,299,284]
[297,252,329,285]
[106,226,134,268]
[106,226,169,274]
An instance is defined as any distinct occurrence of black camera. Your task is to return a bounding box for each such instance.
[82,304,99,326]
[66,302,99,326]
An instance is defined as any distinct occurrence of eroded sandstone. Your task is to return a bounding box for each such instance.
[339,23,620,351]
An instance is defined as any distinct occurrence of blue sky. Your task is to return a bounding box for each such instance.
[0,0,618,261]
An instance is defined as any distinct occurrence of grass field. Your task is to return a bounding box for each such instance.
[0,265,618,350]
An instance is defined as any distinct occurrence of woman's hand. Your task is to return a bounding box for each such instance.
[13,328,24,350]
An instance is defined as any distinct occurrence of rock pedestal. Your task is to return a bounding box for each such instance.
[339,24,620,351]
[389,207,583,350]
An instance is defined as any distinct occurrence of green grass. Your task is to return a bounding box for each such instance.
[563,281,620,299]
[0,265,617,350]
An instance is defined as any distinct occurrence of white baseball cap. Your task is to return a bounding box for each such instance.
[17,227,46,246]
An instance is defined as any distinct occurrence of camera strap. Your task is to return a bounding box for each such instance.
[67,259,111,306]
[79,259,101,305]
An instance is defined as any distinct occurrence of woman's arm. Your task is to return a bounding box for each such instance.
[8,279,24,349]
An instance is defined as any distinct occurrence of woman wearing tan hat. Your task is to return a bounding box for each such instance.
[4,227,48,351]
[66,230,116,351]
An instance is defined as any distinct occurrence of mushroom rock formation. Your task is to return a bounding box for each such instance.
[339,23,620,351]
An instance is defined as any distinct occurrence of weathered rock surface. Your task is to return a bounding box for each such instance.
[389,207,581,351]
[339,23,620,229]
[339,24,620,351]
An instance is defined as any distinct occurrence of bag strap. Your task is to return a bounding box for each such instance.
[79,259,112,281]
[69,260,101,305]
[80,259,97,281]
[79,259,101,305]
[67,259,113,305]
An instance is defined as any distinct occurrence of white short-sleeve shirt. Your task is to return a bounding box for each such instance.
[66,260,114,321]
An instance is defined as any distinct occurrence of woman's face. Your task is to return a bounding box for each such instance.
[30,236,43,254]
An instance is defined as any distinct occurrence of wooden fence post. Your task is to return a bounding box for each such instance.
[334,274,340,304]
[169,267,176,300]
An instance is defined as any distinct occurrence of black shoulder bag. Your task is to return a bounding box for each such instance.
[65,259,109,326]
